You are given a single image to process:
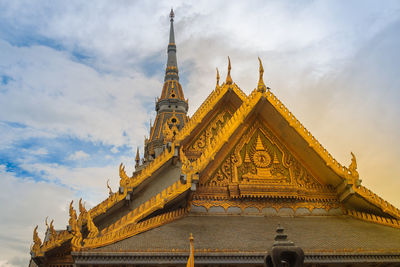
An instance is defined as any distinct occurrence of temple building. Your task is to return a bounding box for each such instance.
[30,10,400,267]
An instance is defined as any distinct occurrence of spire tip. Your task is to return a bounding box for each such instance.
[257,57,266,93]
[226,57,233,85]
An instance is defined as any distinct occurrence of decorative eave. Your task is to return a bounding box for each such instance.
[31,230,72,257]
[86,143,178,221]
[353,185,400,219]
[82,179,191,249]
[347,209,400,229]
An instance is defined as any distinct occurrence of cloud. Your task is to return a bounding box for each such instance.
[0,165,73,266]
[0,1,400,267]
[67,150,90,161]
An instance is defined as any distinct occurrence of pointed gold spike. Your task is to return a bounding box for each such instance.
[257,57,266,93]
[255,134,265,151]
[216,68,220,87]
[135,147,140,164]
[107,179,113,196]
[226,57,233,85]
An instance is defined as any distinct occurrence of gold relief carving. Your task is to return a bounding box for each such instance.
[202,120,332,200]
[238,131,290,184]
[187,110,232,156]
[192,198,341,213]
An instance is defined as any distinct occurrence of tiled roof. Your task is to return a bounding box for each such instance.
[92,215,400,253]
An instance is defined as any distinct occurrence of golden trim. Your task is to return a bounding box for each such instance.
[83,208,187,249]
[354,185,400,219]
[347,209,400,229]
[192,198,342,213]
[174,82,247,144]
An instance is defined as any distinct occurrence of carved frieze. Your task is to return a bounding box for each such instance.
[199,120,334,200]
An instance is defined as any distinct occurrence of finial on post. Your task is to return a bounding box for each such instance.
[187,233,195,267]
[257,57,266,93]
[170,8,175,21]
[107,179,113,196]
[226,57,233,85]
[135,147,140,165]
[216,68,220,87]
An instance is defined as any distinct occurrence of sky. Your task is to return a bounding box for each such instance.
[0,0,400,266]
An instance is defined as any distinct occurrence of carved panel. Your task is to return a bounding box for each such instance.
[201,120,332,199]
[185,108,233,159]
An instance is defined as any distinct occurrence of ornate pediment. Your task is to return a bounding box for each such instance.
[198,120,336,201]
[184,107,233,161]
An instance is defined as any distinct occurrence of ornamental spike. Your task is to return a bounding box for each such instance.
[216,68,220,87]
[226,57,233,85]
[257,57,266,93]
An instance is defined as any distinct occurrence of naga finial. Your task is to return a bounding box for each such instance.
[349,152,359,180]
[68,200,82,251]
[45,216,49,230]
[32,225,42,254]
[49,219,56,240]
[107,179,113,196]
[226,57,233,85]
[86,212,99,239]
[257,57,266,93]
[216,68,220,87]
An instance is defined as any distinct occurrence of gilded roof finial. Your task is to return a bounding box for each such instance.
[349,152,359,180]
[45,216,49,230]
[32,225,42,254]
[226,57,233,85]
[187,233,194,267]
[135,147,140,164]
[257,57,266,93]
[107,179,113,196]
[216,68,220,87]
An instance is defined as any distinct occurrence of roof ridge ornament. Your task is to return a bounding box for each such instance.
[257,57,266,93]
[226,57,233,85]
[216,68,220,88]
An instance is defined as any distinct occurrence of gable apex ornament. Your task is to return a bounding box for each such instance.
[257,57,266,93]
[226,57,233,85]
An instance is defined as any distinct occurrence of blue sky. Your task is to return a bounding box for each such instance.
[1,1,400,266]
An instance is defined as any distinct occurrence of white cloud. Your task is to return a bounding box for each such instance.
[0,1,400,266]
[0,165,73,267]
[67,150,89,161]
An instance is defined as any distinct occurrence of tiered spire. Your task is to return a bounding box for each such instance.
[142,9,188,164]
[165,8,179,81]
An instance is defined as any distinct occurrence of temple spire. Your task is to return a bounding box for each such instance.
[226,57,233,85]
[165,8,179,81]
[257,57,266,93]
[216,68,220,87]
